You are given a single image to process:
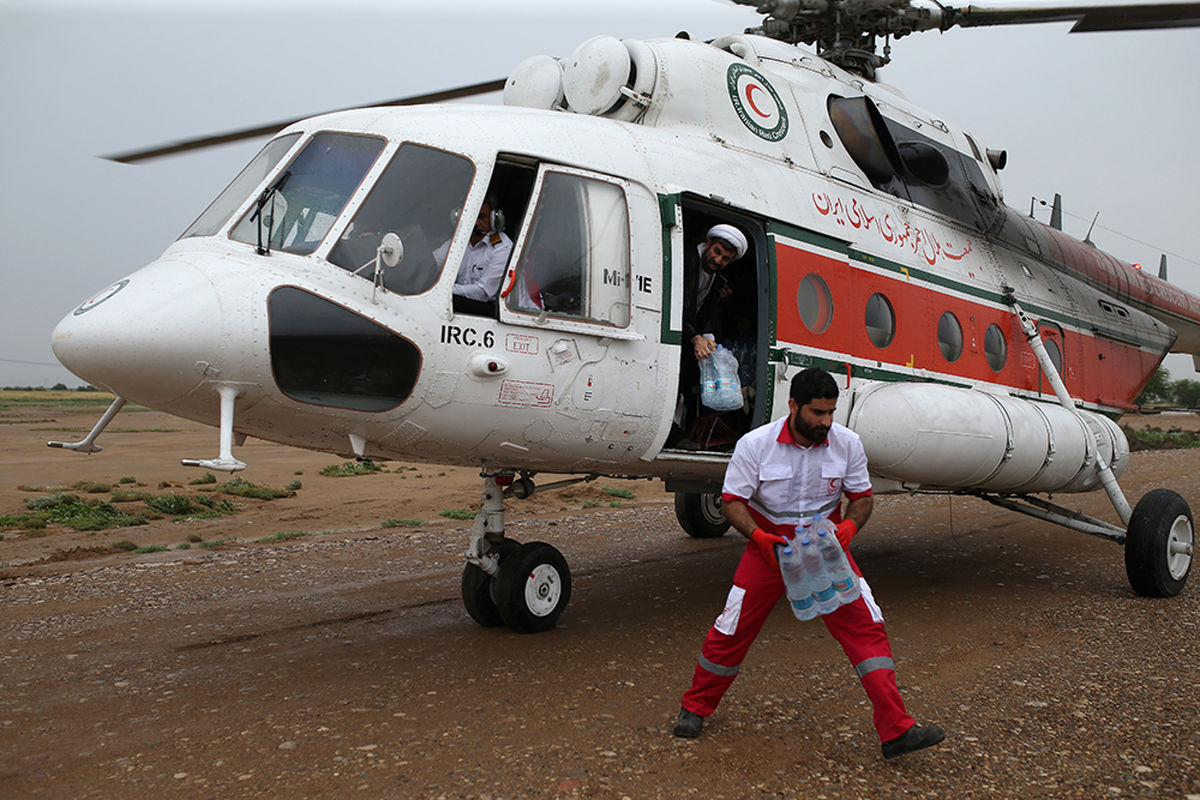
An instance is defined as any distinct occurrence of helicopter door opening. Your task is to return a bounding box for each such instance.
[664,198,768,453]
[449,158,538,318]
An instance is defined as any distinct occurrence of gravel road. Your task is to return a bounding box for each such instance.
[2,404,1198,798]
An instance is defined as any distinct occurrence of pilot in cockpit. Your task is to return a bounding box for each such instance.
[433,195,513,314]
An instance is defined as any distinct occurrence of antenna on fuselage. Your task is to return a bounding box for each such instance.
[1159,254,1169,281]
[1050,193,1063,231]
[1083,211,1100,246]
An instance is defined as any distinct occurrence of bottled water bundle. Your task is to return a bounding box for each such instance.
[699,343,742,411]
[777,514,859,620]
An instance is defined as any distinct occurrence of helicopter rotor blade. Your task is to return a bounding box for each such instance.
[945,2,1200,32]
[104,77,506,164]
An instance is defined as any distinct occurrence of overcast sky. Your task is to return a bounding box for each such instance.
[2,0,1197,388]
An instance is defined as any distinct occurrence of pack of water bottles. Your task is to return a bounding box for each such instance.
[776,514,861,621]
[699,341,743,411]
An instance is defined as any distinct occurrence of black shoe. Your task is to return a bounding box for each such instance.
[673,707,705,738]
[881,723,945,758]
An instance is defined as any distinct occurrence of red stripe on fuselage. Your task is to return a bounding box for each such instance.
[774,241,1159,409]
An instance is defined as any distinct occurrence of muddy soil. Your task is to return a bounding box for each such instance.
[2,397,1199,799]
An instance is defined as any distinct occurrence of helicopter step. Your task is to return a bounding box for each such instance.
[461,472,574,633]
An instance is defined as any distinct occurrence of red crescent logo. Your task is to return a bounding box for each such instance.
[745,83,771,119]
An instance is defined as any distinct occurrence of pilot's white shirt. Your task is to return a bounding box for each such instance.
[722,417,872,535]
[435,230,514,302]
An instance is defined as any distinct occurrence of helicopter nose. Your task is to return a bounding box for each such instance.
[52,259,222,406]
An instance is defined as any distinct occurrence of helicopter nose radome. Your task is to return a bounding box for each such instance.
[52,260,222,407]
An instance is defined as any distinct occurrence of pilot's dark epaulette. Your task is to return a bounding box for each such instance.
[489,232,503,246]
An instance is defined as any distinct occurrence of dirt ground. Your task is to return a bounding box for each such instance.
[2,396,1200,799]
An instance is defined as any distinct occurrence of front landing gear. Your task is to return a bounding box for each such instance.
[460,473,572,633]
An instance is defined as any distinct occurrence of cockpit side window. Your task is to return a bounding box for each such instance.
[505,171,631,327]
[230,132,385,256]
[182,133,301,239]
[828,96,997,229]
[328,143,475,296]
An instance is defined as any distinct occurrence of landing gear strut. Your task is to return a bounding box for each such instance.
[460,473,573,633]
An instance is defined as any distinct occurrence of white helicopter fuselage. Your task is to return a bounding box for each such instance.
[52,33,1200,495]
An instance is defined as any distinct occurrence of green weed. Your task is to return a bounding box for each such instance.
[320,461,384,477]
[255,531,315,543]
[439,508,476,520]
[213,477,294,500]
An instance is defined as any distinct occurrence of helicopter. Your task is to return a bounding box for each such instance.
[47,0,1200,633]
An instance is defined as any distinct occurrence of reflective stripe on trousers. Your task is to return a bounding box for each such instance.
[680,541,915,741]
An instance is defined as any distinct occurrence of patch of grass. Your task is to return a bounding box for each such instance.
[133,545,169,554]
[439,508,476,520]
[51,501,146,531]
[70,481,112,494]
[1123,425,1200,451]
[176,543,190,550]
[608,500,623,507]
[213,477,294,500]
[382,518,423,529]
[112,540,138,551]
[118,476,136,484]
[255,530,315,543]
[0,512,49,531]
[186,533,203,543]
[320,461,384,477]
[22,493,146,531]
[286,479,302,491]
[144,494,204,515]
[601,487,636,499]
[189,472,217,485]
[110,490,153,503]
[193,495,235,513]
[198,538,229,549]
[25,492,80,511]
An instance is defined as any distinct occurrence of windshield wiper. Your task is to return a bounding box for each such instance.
[250,169,291,255]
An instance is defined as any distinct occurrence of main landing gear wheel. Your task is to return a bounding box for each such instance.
[1125,488,1194,597]
[461,563,504,627]
[461,536,519,627]
[674,492,731,538]
[494,541,572,633]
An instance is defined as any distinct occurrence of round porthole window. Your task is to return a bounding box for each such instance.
[937,311,963,362]
[984,324,1007,372]
[865,293,895,349]
[1044,335,1063,373]
[797,273,833,334]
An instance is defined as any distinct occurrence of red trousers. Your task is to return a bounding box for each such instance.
[680,543,915,741]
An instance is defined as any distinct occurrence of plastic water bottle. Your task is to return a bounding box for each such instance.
[800,536,838,615]
[816,529,860,606]
[778,542,819,621]
[700,343,742,411]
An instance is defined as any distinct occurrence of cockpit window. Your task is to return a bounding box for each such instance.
[230,132,385,255]
[827,96,996,229]
[505,171,631,327]
[182,133,301,239]
[327,144,474,296]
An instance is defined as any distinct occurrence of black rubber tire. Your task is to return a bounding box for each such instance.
[461,563,504,627]
[1125,488,1194,597]
[494,541,571,633]
[674,492,731,539]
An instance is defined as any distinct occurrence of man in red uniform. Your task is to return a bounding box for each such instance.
[673,368,944,759]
